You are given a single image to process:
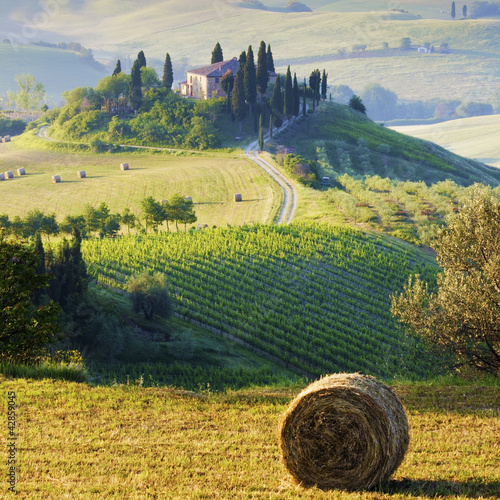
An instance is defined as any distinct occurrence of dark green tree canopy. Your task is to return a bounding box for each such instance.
[283,66,293,118]
[244,45,257,106]
[137,50,147,68]
[293,73,300,116]
[232,66,247,131]
[266,44,275,72]
[129,59,143,112]
[112,59,122,76]
[349,95,366,114]
[0,239,62,363]
[127,271,173,320]
[451,1,456,19]
[321,69,328,100]
[211,42,224,64]
[162,53,174,89]
[256,41,268,97]
[392,185,500,375]
[271,74,283,127]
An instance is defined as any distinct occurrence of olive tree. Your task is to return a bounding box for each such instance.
[127,271,173,320]
[391,185,500,375]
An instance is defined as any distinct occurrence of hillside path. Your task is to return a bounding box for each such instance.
[244,121,297,224]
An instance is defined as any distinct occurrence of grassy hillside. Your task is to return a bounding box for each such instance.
[0,44,106,106]
[1,1,500,104]
[1,376,498,498]
[0,133,282,227]
[272,101,500,186]
[83,223,439,379]
[391,114,500,168]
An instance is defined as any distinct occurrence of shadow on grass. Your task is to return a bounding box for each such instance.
[380,478,500,498]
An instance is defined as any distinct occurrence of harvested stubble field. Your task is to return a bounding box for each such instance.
[1,377,498,499]
[0,139,282,228]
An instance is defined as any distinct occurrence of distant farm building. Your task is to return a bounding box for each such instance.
[417,47,430,53]
[180,58,277,99]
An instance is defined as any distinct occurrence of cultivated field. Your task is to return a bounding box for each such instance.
[392,114,500,168]
[0,135,282,227]
[1,376,498,498]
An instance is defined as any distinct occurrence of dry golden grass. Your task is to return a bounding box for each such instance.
[0,377,498,499]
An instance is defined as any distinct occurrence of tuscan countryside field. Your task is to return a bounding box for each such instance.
[1,0,500,498]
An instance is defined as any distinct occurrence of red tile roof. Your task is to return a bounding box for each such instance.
[186,58,240,78]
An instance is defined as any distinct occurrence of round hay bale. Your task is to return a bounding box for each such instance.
[4,135,11,142]
[77,170,86,179]
[279,373,409,491]
[52,175,61,183]
[234,193,242,202]
[0,173,5,181]
[17,168,26,176]
[184,196,192,202]
[120,162,129,170]
[5,171,13,179]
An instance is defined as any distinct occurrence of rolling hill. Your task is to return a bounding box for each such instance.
[391,114,500,168]
[1,0,500,105]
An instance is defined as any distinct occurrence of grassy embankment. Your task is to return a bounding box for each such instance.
[0,376,498,499]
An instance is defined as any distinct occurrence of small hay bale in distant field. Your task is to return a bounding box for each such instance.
[52,175,61,183]
[17,168,25,176]
[197,223,208,229]
[234,193,242,202]
[279,373,409,491]
[4,135,11,142]
[4,171,13,179]
[77,170,86,178]
[0,173,5,181]
[184,196,192,202]
[120,163,129,170]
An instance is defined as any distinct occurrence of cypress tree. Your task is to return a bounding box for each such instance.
[221,69,234,114]
[256,41,268,99]
[129,59,143,112]
[321,69,328,100]
[162,53,174,89]
[269,112,273,139]
[315,69,321,105]
[266,44,275,72]
[137,50,147,68]
[463,4,467,17]
[283,66,293,119]
[244,45,257,122]
[303,78,307,116]
[211,42,223,64]
[258,114,264,150]
[451,1,456,19]
[293,73,300,116]
[112,59,122,76]
[238,51,247,66]
[271,74,283,127]
[232,66,246,134]
[33,231,46,305]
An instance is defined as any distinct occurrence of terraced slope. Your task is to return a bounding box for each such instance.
[83,223,438,379]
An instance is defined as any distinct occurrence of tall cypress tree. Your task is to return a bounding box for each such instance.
[238,51,247,66]
[258,114,264,150]
[137,50,147,68]
[451,2,456,19]
[293,73,300,116]
[283,66,293,119]
[244,45,257,122]
[266,44,275,72]
[232,66,246,134]
[463,4,467,17]
[211,42,223,64]
[129,59,143,112]
[302,78,307,116]
[112,59,122,76]
[321,69,328,100]
[256,41,268,99]
[269,113,273,139]
[271,75,283,127]
[221,69,234,113]
[162,52,174,89]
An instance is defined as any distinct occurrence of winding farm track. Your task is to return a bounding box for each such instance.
[37,124,297,224]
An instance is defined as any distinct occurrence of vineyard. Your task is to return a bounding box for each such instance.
[82,223,438,379]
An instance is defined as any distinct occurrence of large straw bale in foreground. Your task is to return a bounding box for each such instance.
[279,373,409,491]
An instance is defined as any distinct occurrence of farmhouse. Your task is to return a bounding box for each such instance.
[180,58,277,99]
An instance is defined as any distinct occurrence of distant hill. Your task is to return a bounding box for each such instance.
[1,1,500,106]
[272,101,500,186]
[391,115,500,169]
[0,44,106,107]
